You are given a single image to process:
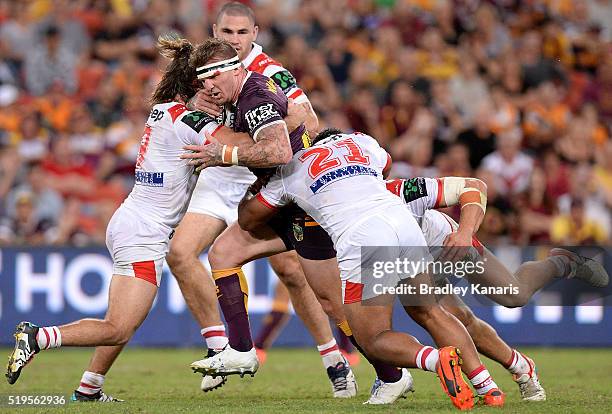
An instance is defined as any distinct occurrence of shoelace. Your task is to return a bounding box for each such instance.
[328,363,349,391]
[332,375,348,391]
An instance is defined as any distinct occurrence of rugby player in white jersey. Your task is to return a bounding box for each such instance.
[4,36,253,398]
[209,152,607,404]
[170,3,356,397]
[207,129,511,410]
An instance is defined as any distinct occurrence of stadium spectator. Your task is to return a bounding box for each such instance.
[481,128,534,200]
[0,190,55,246]
[4,162,64,224]
[24,25,78,96]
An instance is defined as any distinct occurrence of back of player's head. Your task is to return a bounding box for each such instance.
[190,38,239,75]
[217,1,255,25]
[313,128,344,145]
[150,33,196,105]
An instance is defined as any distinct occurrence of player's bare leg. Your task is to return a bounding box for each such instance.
[343,300,475,410]
[7,275,157,386]
[404,304,504,406]
[300,256,413,403]
[70,345,126,401]
[439,293,546,401]
[268,250,355,398]
[469,247,608,307]
[166,212,232,392]
[166,213,227,330]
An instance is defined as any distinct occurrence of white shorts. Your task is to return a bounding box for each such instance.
[187,170,252,225]
[337,204,432,304]
[105,207,169,286]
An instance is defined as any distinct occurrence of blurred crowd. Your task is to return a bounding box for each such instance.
[0,0,610,247]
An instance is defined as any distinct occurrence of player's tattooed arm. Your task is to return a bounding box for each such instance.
[181,123,291,169]
[237,122,292,168]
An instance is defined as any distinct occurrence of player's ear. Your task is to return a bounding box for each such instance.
[212,24,218,38]
[253,25,259,40]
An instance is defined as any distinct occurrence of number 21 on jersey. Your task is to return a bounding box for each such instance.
[299,138,370,179]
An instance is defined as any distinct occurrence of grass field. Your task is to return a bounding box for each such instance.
[1,347,611,413]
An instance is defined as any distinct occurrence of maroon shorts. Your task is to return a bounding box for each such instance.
[269,205,336,260]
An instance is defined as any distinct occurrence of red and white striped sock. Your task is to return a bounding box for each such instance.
[504,349,531,375]
[77,371,104,395]
[468,365,498,395]
[415,346,439,372]
[201,325,228,351]
[317,338,344,368]
[36,326,62,350]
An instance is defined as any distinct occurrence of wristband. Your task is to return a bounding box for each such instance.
[221,145,239,165]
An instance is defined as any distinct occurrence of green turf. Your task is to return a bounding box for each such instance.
[0,347,610,413]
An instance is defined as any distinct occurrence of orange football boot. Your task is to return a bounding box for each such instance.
[436,347,475,410]
[480,388,505,407]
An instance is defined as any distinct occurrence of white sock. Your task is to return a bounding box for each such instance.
[77,371,104,395]
[201,325,228,351]
[36,326,62,350]
[415,346,439,372]
[468,365,498,395]
[317,339,344,368]
[505,349,531,375]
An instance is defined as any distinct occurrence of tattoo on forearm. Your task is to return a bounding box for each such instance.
[238,124,291,168]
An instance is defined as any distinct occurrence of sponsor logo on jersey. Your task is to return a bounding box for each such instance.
[244,103,280,132]
[310,165,378,194]
[181,112,214,132]
[402,177,428,202]
[271,70,297,95]
[149,108,164,122]
[266,78,277,94]
[135,171,164,187]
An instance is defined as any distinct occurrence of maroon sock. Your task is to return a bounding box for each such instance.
[335,326,354,353]
[215,274,253,352]
[254,310,291,350]
[348,333,402,383]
